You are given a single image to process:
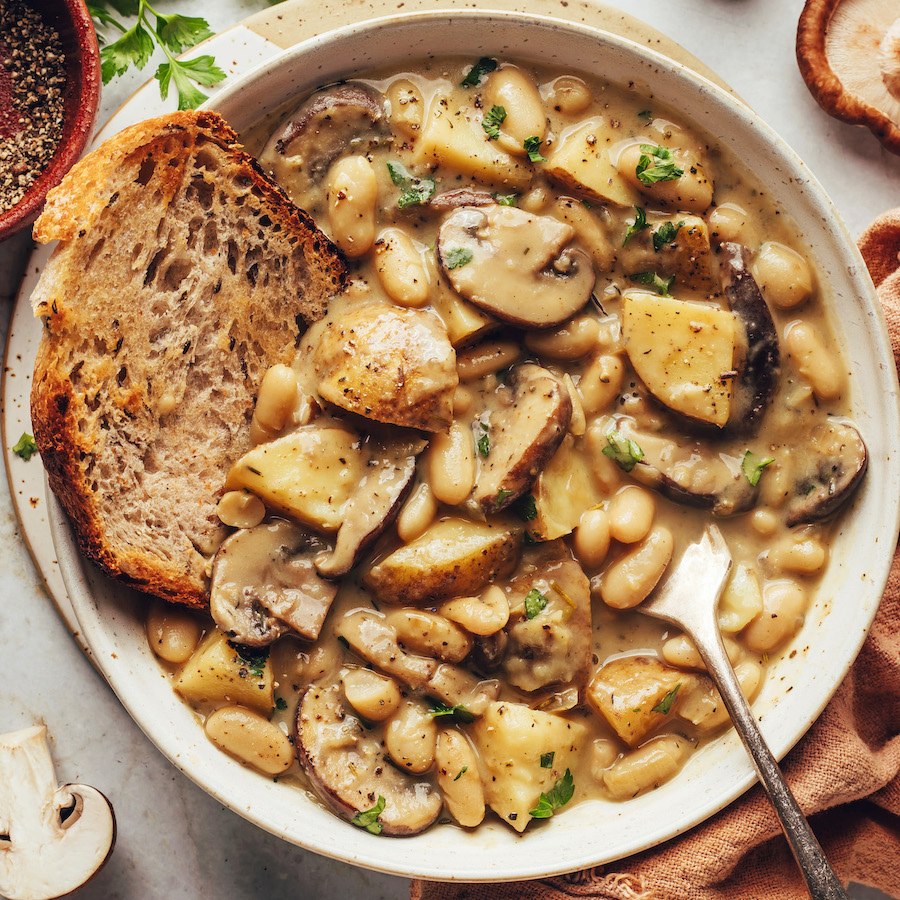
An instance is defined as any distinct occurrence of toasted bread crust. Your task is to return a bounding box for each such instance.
[30,110,347,608]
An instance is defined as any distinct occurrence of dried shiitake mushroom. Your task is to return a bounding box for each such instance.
[797,0,900,154]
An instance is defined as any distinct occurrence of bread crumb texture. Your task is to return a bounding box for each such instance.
[29,110,347,607]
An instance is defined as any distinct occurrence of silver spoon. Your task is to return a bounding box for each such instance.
[641,525,849,900]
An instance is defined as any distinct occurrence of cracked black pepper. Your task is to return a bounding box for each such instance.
[0,0,66,214]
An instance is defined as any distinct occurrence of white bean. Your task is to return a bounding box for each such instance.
[385,700,437,773]
[599,526,674,609]
[678,661,761,731]
[342,668,401,722]
[440,585,510,636]
[253,364,298,435]
[743,580,807,652]
[204,705,294,775]
[146,599,203,664]
[435,730,485,827]
[717,563,764,633]
[607,485,655,544]
[545,75,592,115]
[525,315,600,360]
[385,609,473,662]
[216,490,266,529]
[426,421,476,506]
[327,155,377,258]
[590,738,620,780]
[753,241,813,310]
[585,422,625,493]
[602,734,690,801]
[578,354,624,415]
[661,633,742,669]
[375,228,429,308]
[617,142,713,213]
[396,481,437,543]
[706,203,751,245]
[767,535,828,574]
[456,340,521,382]
[483,65,547,156]
[574,507,611,568]
[385,78,424,138]
[785,321,844,400]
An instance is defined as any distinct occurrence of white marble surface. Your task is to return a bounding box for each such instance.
[1,0,898,897]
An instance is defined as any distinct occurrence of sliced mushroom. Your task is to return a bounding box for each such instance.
[428,188,495,211]
[437,204,595,328]
[295,683,442,836]
[260,83,385,199]
[315,433,427,578]
[797,0,900,155]
[311,304,457,432]
[0,725,116,900]
[210,519,338,646]
[721,242,780,435]
[785,421,868,525]
[470,364,572,514]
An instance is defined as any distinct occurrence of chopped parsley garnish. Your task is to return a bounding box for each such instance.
[622,206,648,246]
[351,796,386,834]
[635,144,683,185]
[445,247,474,269]
[496,488,514,507]
[514,493,538,522]
[386,160,436,209]
[12,432,38,461]
[524,588,550,620]
[492,192,517,206]
[602,431,644,472]
[742,450,776,487]
[529,769,574,818]
[482,104,507,140]
[651,683,682,715]
[628,270,675,296]
[454,767,468,781]
[637,109,653,120]
[274,697,288,711]
[523,136,547,162]
[652,220,685,251]
[540,751,555,769]
[461,57,497,87]
[427,700,475,723]
[230,643,269,678]
[477,432,491,457]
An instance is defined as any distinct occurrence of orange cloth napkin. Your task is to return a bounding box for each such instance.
[412,214,900,900]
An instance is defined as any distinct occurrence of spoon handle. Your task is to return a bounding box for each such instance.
[692,617,849,900]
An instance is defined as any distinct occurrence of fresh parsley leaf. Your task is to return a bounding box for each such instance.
[622,206,648,246]
[386,160,437,209]
[477,432,491,457]
[602,431,644,473]
[651,683,682,715]
[156,55,224,110]
[524,588,549,620]
[155,12,213,54]
[445,247,474,269]
[493,192,517,206]
[628,270,675,296]
[275,697,288,711]
[514,493,537,522]
[461,57,497,87]
[523,136,546,162]
[636,144,684,185]
[482,104,507,140]
[453,766,468,781]
[100,21,154,79]
[540,751,555,769]
[12,433,38,461]
[529,769,574,818]
[637,109,652,120]
[351,796,386,834]
[230,643,269,678]
[742,450,775,487]
[427,700,475,723]
[652,220,685,251]
[496,488,514,507]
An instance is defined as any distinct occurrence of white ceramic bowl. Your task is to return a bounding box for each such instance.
[55,10,900,883]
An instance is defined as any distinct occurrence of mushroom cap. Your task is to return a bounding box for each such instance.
[797,0,900,154]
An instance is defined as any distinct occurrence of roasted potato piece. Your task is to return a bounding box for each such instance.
[620,215,714,294]
[363,518,520,605]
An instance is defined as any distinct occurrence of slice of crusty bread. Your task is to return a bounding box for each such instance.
[30,110,347,608]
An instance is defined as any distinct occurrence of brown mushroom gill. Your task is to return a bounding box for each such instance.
[437,204,595,328]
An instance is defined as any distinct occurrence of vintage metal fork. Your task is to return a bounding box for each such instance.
[641,525,848,900]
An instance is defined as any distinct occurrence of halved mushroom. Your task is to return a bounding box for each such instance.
[295,683,442,836]
[311,304,457,432]
[785,421,868,525]
[437,204,595,328]
[260,83,385,201]
[0,725,116,900]
[797,0,900,155]
[470,364,573,514]
[210,519,338,646]
[721,242,780,435]
[428,188,495,211]
[315,433,427,578]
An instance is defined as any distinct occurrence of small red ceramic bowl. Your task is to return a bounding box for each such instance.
[0,0,101,241]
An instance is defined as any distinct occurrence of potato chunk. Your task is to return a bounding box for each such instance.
[175,630,274,715]
[620,215,714,294]
[363,518,520,605]
[587,656,684,747]
[544,119,639,207]
[471,701,587,832]
[622,292,736,426]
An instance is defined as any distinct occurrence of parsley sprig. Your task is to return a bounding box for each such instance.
[482,105,507,140]
[89,0,226,110]
[351,796,386,834]
[12,433,38,461]
[635,144,683,185]
[386,160,437,209]
[742,450,775,487]
[529,769,574,818]
[603,431,644,473]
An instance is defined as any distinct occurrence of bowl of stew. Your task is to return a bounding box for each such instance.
[54,9,900,882]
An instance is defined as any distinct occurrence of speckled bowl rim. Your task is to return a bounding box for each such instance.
[55,9,900,883]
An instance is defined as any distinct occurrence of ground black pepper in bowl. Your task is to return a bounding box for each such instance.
[0,0,67,214]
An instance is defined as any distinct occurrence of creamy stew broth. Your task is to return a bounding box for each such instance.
[148,57,867,835]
